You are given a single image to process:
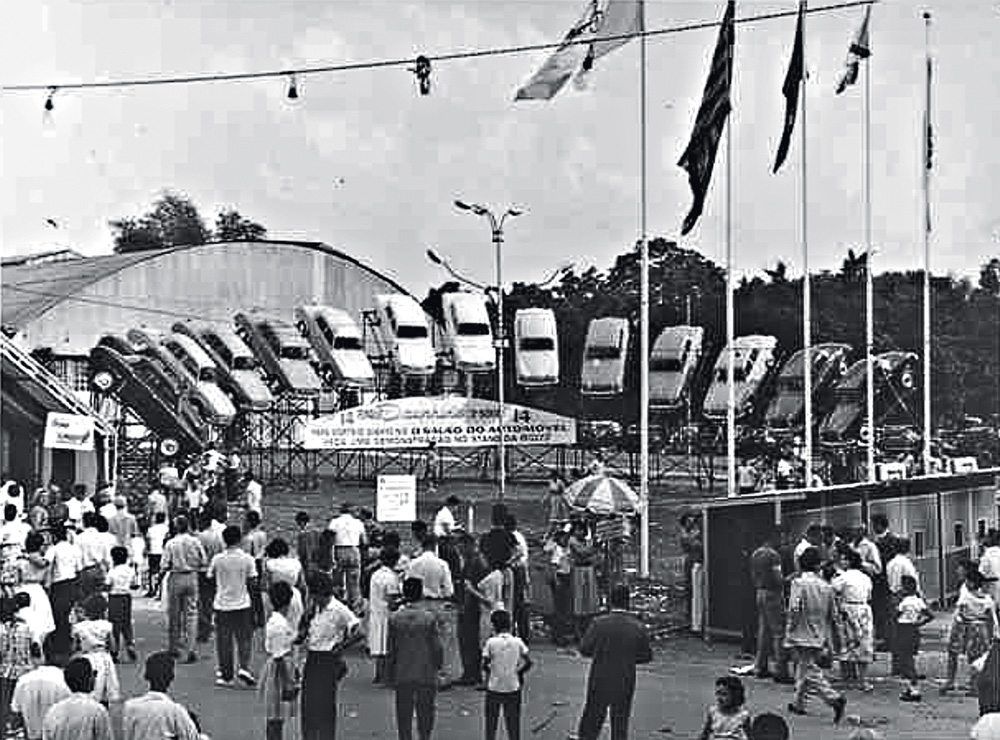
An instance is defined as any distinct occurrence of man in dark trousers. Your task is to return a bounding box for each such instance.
[573,584,652,740]
[386,577,444,740]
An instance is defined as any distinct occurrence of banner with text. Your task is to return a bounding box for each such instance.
[43,412,95,451]
[300,396,577,450]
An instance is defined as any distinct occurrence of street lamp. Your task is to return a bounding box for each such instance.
[452,200,523,501]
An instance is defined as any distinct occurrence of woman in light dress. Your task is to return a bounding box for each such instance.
[263,538,305,632]
[367,549,401,684]
[832,548,874,690]
[14,532,55,646]
[72,593,121,707]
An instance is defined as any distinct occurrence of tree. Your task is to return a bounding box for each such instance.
[111,191,211,253]
[214,209,267,242]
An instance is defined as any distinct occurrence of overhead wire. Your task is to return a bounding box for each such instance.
[2,0,875,94]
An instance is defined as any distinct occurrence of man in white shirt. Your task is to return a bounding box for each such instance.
[406,534,454,600]
[433,495,461,538]
[41,658,114,740]
[244,472,262,517]
[0,482,25,520]
[10,651,72,740]
[122,652,201,740]
[0,503,32,558]
[328,503,367,608]
[75,512,112,594]
[65,485,94,532]
[47,524,82,658]
[885,535,919,676]
[107,497,139,548]
[793,524,823,569]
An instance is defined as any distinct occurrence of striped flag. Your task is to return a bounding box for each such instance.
[773,1,805,173]
[678,0,735,236]
[835,4,872,95]
[515,0,641,100]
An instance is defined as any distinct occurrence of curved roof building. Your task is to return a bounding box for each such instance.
[1,240,414,356]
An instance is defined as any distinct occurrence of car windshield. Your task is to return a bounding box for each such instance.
[520,337,554,351]
[280,346,310,360]
[717,367,748,383]
[397,325,428,340]
[233,355,257,371]
[457,322,490,336]
[651,357,683,372]
[198,368,217,383]
[333,336,363,351]
[585,345,620,360]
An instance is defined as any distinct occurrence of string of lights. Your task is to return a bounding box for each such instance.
[5,0,875,108]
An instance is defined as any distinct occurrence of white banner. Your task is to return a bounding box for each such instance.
[376,475,417,522]
[300,396,577,450]
[43,412,95,451]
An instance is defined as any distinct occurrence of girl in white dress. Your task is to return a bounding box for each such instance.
[72,593,120,707]
[367,549,401,684]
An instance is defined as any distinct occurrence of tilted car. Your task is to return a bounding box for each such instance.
[172,321,274,411]
[649,325,704,411]
[234,312,323,397]
[702,335,779,421]
[293,305,375,388]
[372,294,436,376]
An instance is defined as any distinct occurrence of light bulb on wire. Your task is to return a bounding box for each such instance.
[286,74,298,100]
[42,87,57,136]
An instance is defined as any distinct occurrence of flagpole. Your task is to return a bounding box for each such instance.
[800,0,813,489]
[725,4,736,500]
[864,16,875,482]
[639,0,651,577]
[922,11,933,474]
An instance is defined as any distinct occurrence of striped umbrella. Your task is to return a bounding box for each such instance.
[565,474,640,515]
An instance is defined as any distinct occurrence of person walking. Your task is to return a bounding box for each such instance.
[885,536,919,676]
[750,528,792,683]
[162,516,207,663]
[244,472,263,518]
[504,515,531,642]
[300,572,362,740]
[259,582,298,740]
[481,609,532,740]
[8,648,71,740]
[195,511,224,645]
[105,546,137,663]
[784,546,847,724]
[386,577,444,740]
[209,525,257,689]
[831,548,875,691]
[572,584,652,740]
[241,510,268,631]
[122,652,201,740]
[45,524,80,660]
[368,549,402,684]
[40,658,113,740]
[327,503,367,609]
[106,497,138,549]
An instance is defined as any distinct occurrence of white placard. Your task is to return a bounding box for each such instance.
[376,475,417,523]
[300,396,577,450]
[43,412,95,451]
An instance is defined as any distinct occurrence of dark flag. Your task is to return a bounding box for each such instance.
[924,51,933,232]
[834,4,872,95]
[772,1,805,174]
[677,0,735,236]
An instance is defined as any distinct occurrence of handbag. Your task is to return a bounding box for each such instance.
[277,657,301,702]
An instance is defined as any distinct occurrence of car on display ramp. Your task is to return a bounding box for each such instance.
[172,321,274,411]
[372,294,436,377]
[580,317,631,397]
[293,305,375,389]
[439,292,495,373]
[89,344,206,456]
[702,335,779,422]
[513,307,559,387]
[160,332,237,426]
[233,312,323,397]
[649,325,704,412]
[764,342,852,432]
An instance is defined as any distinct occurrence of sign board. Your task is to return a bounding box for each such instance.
[300,396,577,450]
[43,412,95,451]
[376,475,417,523]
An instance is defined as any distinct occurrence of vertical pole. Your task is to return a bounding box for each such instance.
[495,222,506,501]
[922,12,933,475]
[864,27,876,482]
[725,7,736,499]
[639,0,651,578]
[800,0,813,489]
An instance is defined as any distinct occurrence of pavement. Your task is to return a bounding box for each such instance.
[107,595,982,740]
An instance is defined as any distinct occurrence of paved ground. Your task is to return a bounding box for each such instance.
[113,595,982,740]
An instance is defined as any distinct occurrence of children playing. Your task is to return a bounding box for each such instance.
[481,609,531,740]
[106,545,138,663]
[72,593,121,707]
[895,574,934,702]
[698,675,751,740]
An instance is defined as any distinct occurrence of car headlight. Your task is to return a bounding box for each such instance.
[92,371,115,392]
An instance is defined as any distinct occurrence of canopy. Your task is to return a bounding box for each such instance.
[566,474,639,515]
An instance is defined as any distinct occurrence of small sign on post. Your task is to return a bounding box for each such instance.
[376,474,417,523]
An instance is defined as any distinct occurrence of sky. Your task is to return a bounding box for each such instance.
[2,0,998,298]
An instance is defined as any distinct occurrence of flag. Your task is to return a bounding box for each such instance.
[574,0,643,90]
[515,0,641,100]
[772,1,804,173]
[677,0,735,236]
[514,3,594,101]
[835,5,872,95]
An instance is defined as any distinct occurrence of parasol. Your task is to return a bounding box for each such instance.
[565,474,639,515]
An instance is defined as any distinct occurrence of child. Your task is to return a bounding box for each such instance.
[471,559,514,655]
[106,545,138,663]
[146,512,168,598]
[72,593,121,707]
[260,581,297,740]
[748,712,789,740]
[698,675,751,740]
[895,574,934,702]
[0,594,35,735]
[481,609,531,740]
